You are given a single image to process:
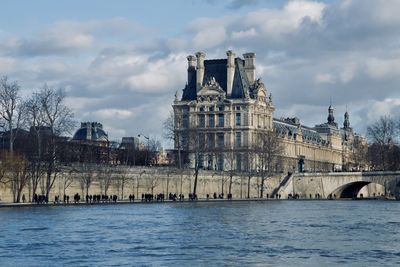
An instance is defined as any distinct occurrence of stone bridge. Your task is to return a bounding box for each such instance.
[277,171,400,199]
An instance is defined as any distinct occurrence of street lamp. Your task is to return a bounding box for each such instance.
[138,134,150,165]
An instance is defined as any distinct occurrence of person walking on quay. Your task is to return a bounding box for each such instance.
[22,194,26,203]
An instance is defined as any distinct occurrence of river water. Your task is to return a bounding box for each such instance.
[0,200,399,266]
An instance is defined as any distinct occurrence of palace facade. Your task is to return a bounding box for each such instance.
[173,51,365,173]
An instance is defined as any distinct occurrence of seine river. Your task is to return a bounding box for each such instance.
[0,200,399,266]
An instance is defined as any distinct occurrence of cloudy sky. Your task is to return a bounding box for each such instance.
[1,0,399,146]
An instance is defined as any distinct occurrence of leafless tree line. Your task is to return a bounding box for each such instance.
[0,76,74,202]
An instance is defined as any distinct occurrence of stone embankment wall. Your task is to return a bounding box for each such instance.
[2,168,398,203]
[0,166,283,203]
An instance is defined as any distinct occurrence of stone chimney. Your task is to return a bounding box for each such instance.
[226,50,236,96]
[243,52,256,84]
[187,55,196,85]
[195,52,205,92]
[86,122,92,141]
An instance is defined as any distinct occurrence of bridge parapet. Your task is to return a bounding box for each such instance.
[280,171,400,199]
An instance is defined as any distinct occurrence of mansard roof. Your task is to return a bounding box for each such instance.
[182,67,197,101]
[273,118,325,144]
[181,58,251,101]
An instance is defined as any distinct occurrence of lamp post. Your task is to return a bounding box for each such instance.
[138,134,150,166]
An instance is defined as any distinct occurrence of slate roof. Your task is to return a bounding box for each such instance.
[181,58,251,101]
[72,127,108,141]
[273,119,325,144]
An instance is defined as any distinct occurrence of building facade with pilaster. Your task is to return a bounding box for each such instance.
[173,51,365,172]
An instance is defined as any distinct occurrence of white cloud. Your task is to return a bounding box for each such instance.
[315,73,335,84]
[92,108,134,120]
[231,28,258,39]
[0,57,16,73]
[125,53,186,93]
[243,0,326,36]
[166,38,188,51]
[193,26,227,49]
[367,98,400,121]
[366,57,400,79]
[65,96,104,112]
[339,62,357,83]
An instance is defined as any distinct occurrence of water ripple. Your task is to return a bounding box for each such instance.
[0,201,399,266]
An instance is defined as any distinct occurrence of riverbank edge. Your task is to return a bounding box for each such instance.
[0,197,396,208]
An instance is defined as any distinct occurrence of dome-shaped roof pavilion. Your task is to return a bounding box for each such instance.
[72,122,108,142]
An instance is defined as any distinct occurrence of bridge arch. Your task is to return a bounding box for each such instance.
[331,181,385,198]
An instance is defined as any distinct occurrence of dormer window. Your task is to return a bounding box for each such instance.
[209,107,214,112]
[199,107,204,112]
[235,106,240,111]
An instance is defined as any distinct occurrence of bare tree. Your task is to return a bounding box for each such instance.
[165,109,183,168]
[243,146,257,199]
[115,167,131,200]
[98,164,114,195]
[62,167,75,197]
[3,152,30,203]
[351,137,368,171]
[254,130,283,198]
[25,92,45,198]
[39,85,75,199]
[148,137,162,166]
[189,130,204,197]
[78,163,95,198]
[0,76,25,154]
[136,170,146,198]
[146,171,160,195]
[367,116,398,170]
[224,148,236,197]
[172,108,201,195]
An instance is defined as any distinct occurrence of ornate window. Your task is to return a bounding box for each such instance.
[217,133,224,148]
[236,154,242,171]
[209,114,215,127]
[218,155,224,170]
[182,114,189,128]
[218,114,224,127]
[236,132,241,147]
[236,113,241,126]
[198,114,205,127]
[207,133,214,149]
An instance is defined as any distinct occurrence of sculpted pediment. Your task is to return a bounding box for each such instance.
[250,78,269,102]
[197,77,226,102]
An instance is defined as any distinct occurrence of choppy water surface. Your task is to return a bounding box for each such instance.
[0,200,399,266]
